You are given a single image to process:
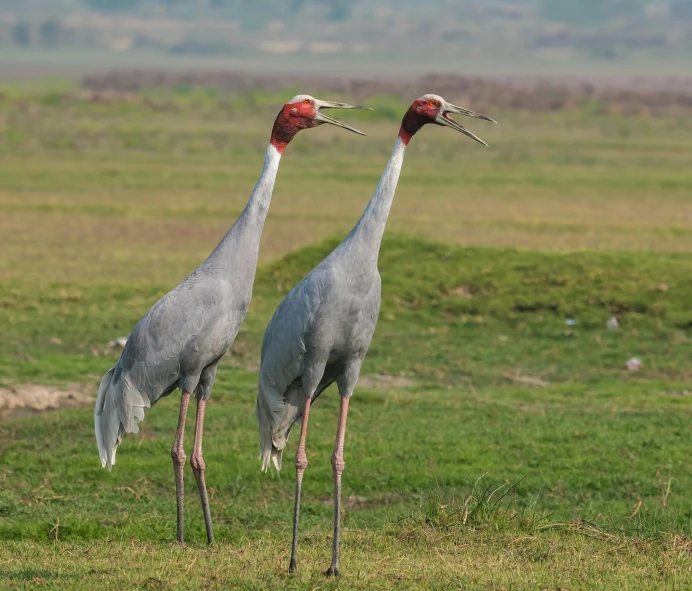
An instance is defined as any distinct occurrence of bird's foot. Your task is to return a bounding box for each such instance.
[288,559,297,574]
[325,566,340,577]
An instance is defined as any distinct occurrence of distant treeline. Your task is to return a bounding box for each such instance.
[542,0,692,24]
[1,0,691,59]
[3,0,692,27]
[81,70,692,116]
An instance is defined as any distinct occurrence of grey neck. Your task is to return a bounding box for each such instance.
[342,137,407,263]
[204,145,282,269]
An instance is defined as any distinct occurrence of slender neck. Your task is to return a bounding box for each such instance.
[205,144,281,266]
[243,144,282,220]
[343,137,407,261]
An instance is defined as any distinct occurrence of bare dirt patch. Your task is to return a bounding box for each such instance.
[0,384,93,419]
[450,285,474,299]
[504,372,550,388]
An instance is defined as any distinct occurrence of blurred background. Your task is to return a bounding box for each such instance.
[1,0,692,75]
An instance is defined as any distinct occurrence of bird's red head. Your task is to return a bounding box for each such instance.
[270,95,370,154]
[398,94,496,147]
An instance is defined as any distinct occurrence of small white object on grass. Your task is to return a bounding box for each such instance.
[108,336,129,348]
[607,317,619,330]
[626,357,642,371]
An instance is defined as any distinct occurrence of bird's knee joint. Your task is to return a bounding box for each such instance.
[171,447,186,467]
[295,449,308,472]
[331,454,345,474]
[190,454,205,473]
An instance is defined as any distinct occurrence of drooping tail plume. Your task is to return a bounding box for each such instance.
[256,377,306,472]
[94,365,150,470]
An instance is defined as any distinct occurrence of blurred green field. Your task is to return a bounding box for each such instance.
[1,84,692,589]
[1,84,692,290]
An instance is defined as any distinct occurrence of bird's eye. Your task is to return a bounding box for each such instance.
[429,100,436,107]
[304,99,311,105]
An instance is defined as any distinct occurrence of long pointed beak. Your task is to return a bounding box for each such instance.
[436,102,496,147]
[315,100,372,111]
[313,109,368,136]
[446,103,496,124]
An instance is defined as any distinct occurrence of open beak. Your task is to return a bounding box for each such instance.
[436,102,497,147]
[313,99,372,136]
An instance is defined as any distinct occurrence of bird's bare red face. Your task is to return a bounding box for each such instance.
[269,95,368,153]
[413,97,443,120]
[398,96,443,145]
[270,98,320,153]
[397,94,495,146]
[292,97,319,119]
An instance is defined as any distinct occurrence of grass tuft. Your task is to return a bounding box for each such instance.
[401,476,548,539]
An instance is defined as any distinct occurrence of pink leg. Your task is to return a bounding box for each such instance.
[326,396,350,577]
[289,396,312,573]
[171,391,190,544]
[190,398,214,544]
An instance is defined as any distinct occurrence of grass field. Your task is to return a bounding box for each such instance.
[1,84,692,589]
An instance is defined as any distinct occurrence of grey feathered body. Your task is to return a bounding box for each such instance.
[96,146,281,470]
[257,138,406,471]
[257,245,381,470]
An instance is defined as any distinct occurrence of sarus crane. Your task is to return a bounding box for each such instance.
[256,94,496,575]
[95,95,370,545]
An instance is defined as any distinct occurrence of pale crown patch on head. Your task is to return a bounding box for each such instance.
[288,94,315,104]
[418,94,444,103]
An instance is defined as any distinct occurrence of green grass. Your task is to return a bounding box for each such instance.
[2,85,692,588]
[1,85,692,282]
[3,235,691,386]
[4,370,692,588]
[3,237,692,588]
